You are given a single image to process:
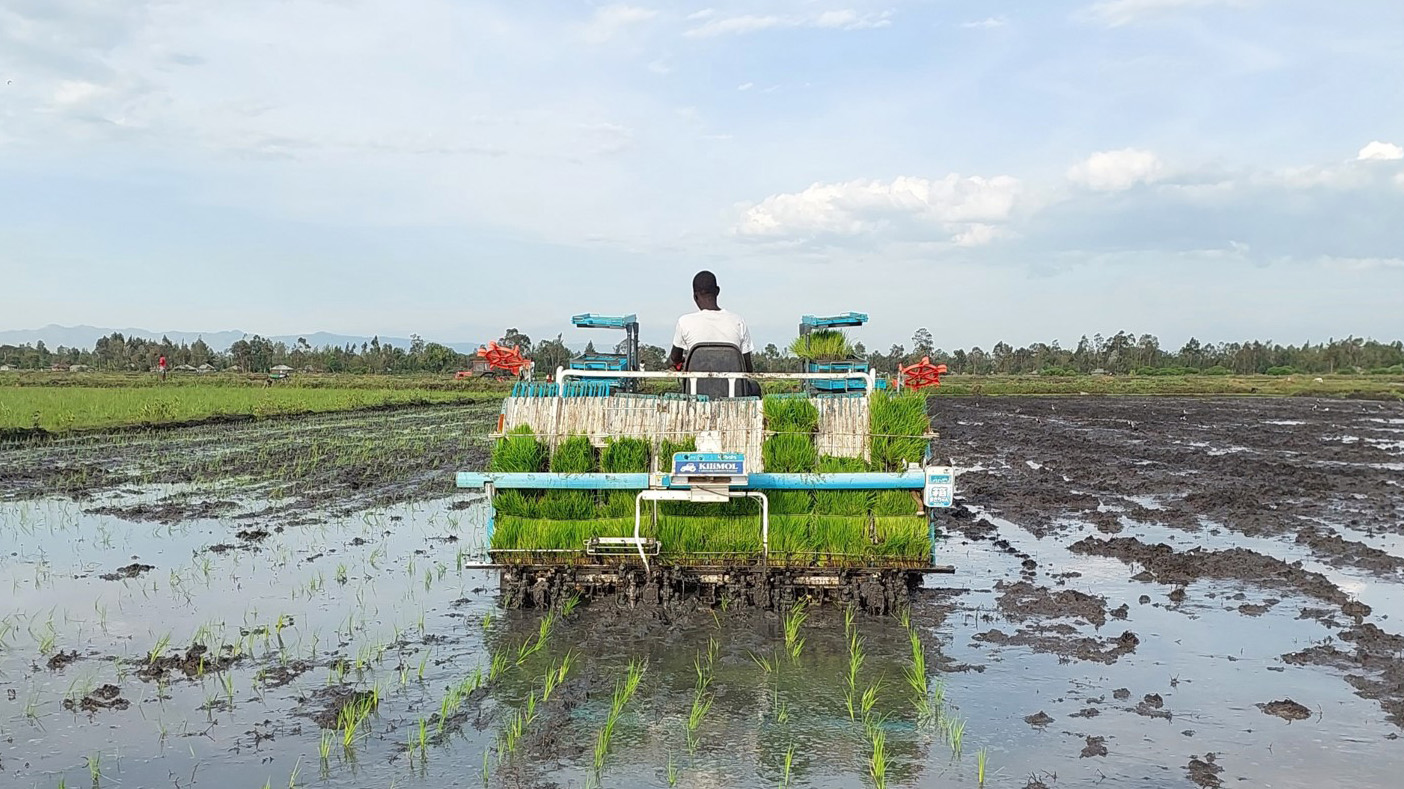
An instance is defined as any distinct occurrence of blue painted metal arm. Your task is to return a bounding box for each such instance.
[455,470,926,490]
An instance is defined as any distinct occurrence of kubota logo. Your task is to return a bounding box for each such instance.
[679,463,697,473]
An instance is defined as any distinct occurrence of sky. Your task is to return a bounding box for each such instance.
[1,0,1402,352]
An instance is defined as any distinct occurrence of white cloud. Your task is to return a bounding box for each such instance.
[737,82,753,91]
[52,80,102,105]
[1320,256,1404,272]
[1357,141,1404,161]
[685,9,891,38]
[736,174,1022,243]
[1083,0,1250,27]
[686,9,716,21]
[1067,149,1164,191]
[580,4,659,44]
[961,16,1008,29]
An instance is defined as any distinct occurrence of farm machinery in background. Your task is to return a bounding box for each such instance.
[456,310,956,611]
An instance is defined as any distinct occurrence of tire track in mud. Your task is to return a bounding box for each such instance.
[929,396,1404,728]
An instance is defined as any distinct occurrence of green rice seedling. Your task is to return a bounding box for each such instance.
[782,742,796,788]
[490,425,548,472]
[593,659,646,773]
[869,726,887,789]
[763,433,817,473]
[763,395,819,434]
[860,681,882,721]
[489,653,510,682]
[685,690,713,753]
[870,392,930,472]
[767,490,815,516]
[749,650,774,673]
[945,716,965,757]
[87,752,102,785]
[148,631,171,664]
[790,329,852,360]
[977,747,988,785]
[814,456,869,515]
[904,628,934,723]
[549,434,597,473]
[845,632,866,720]
[666,752,679,787]
[783,600,808,660]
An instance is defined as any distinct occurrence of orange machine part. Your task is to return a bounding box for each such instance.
[476,341,530,376]
[899,357,948,390]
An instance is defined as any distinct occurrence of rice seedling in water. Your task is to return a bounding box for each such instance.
[976,747,988,785]
[781,742,796,788]
[904,628,934,723]
[593,659,646,773]
[666,752,679,787]
[845,631,866,721]
[945,716,966,757]
[868,725,887,789]
[783,600,808,660]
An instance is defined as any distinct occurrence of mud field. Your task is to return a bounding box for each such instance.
[0,397,1401,788]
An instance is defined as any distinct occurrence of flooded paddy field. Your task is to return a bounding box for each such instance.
[1,397,1401,788]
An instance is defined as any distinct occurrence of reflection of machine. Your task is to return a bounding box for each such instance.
[456,310,956,611]
[568,314,640,392]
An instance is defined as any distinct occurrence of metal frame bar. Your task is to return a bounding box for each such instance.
[631,489,769,571]
[456,469,928,490]
[554,367,878,394]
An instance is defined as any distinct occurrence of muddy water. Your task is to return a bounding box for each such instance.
[1,397,1402,788]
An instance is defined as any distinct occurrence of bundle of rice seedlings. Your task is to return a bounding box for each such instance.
[769,514,814,563]
[601,437,650,518]
[657,436,697,466]
[870,392,930,472]
[490,425,548,472]
[873,489,921,517]
[789,330,852,361]
[809,515,869,563]
[763,395,819,434]
[763,433,817,473]
[658,515,762,559]
[490,425,548,521]
[492,516,635,556]
[550,435,597,474]
[814,456,869,516]
[872,517,930,563]
[767,490,815,515]
[544,435,599,520]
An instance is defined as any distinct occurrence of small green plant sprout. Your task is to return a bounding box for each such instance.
[860,681,882,722]
[869,726,887,789]
[904,628,933,722]
[148,631,171,664]
[87,751,102,785]
[845,632,866,721]
[749,650,774,673]
[666,751,679,787]
[593,659,646,774]
[781,742,796,788]
[783,599,808,660]
[944,716,966,757]
[976,747,988,785]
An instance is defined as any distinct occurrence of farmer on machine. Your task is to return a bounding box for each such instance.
[668,270,755,372]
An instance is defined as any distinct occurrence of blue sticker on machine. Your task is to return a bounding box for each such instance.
[924,467,955,508]
[673,452,746,476]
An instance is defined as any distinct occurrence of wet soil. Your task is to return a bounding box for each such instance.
[98,562,154,581]
[61,684,130,714]
[1186,752,1225,788]
[45,650,80,670]
[1258,699,1311,721]
[136,643,242,682]
[932,396,1404,728]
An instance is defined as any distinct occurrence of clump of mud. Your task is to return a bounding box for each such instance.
[1024,711,1053,727]
[46,650,80,670]
[258,660,313,689]
[1257,699,1311,721]
[1080,735,1108,758]
[1186,752,1225,788]
[99,562,154,581]
[994,580,1109,627]
[976,628,1140,664]
[62,684,130,713]
[137,643,241,681]
[298,686,382,729]
[1283,623,1404,726]
[1067,536,1369,619]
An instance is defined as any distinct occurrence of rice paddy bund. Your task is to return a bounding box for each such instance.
[487,392,934,566]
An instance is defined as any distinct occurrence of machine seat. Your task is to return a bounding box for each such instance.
[683,343,760,399]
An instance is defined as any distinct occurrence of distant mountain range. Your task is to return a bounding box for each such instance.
[0,325,486,354]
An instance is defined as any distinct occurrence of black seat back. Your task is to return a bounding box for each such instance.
[683,343,759,399]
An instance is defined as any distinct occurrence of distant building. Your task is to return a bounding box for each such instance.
[197,363,217,373]
[69,364,91,372]
[173,364,197,372]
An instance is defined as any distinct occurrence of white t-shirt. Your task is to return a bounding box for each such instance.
[671,309,754,355]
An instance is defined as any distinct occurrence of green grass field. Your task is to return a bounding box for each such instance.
[0,385,500,432]
[4,369,1400,434]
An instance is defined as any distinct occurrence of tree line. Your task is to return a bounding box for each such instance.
[2,329,1401,376]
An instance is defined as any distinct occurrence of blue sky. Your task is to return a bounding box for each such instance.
[1,0,1401,352]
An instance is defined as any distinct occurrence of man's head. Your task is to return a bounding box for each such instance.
[692,270,720,308]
